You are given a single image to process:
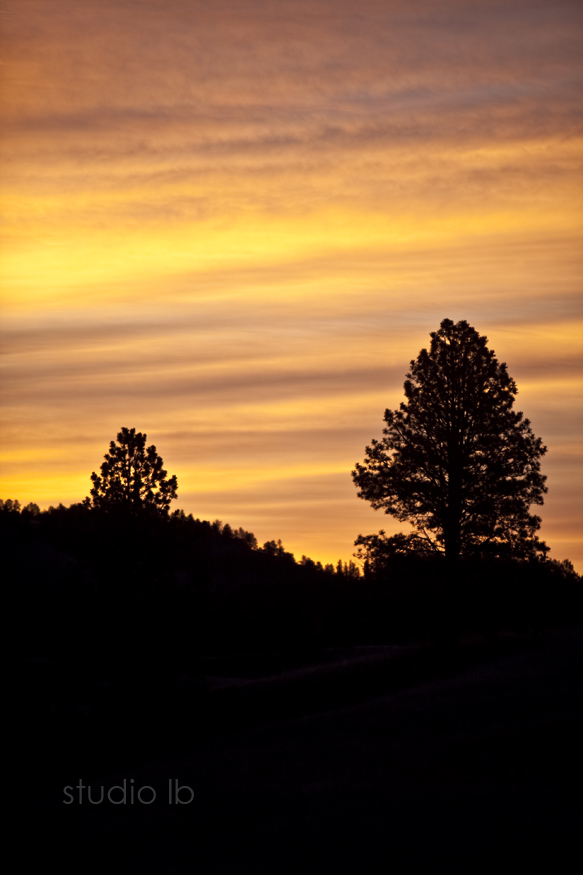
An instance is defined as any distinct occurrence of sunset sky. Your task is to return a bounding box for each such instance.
[1,0,582,568]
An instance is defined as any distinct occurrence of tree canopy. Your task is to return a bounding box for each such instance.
[352,319,548,564]
[87,427,178,516]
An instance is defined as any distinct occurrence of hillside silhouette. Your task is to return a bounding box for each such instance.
[2,495,580,752]
[2,491,581,872]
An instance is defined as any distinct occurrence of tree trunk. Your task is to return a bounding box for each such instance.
[445,441,463,641]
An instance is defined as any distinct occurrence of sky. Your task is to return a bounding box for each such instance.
[1,0,582,568]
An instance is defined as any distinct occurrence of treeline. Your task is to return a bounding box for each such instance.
[1,497,364,787]
[2,496,581,791]
[0,497,362,662]
[2,496,580,663]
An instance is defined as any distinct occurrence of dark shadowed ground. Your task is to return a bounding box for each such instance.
[20,626,583,873]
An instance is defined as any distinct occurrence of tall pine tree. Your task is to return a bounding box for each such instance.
[352,319,548,564]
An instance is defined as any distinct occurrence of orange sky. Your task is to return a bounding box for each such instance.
[1,0,582,568]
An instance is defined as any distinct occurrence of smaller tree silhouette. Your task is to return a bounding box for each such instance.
[88,427,178,516]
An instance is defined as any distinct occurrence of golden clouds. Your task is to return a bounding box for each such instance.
[1,0,582,565]
[3,201,580,312]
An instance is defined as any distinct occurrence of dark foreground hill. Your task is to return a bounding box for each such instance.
[16,625,583,873]
[2,500,582,870]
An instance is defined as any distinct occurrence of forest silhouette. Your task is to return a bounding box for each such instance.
[3,319,582,872]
